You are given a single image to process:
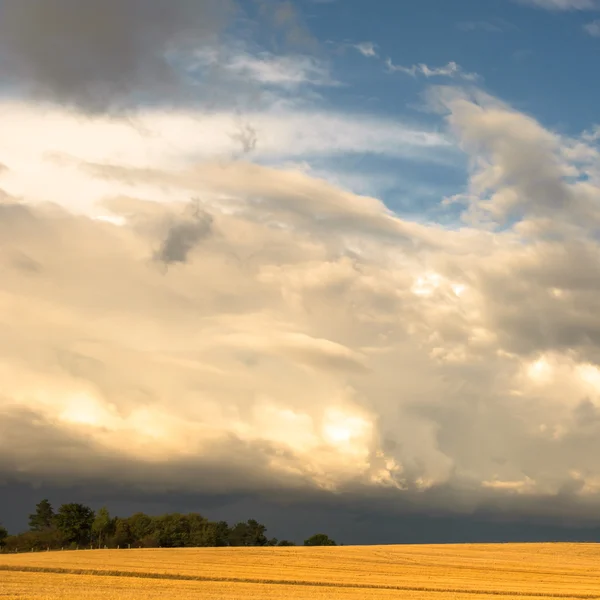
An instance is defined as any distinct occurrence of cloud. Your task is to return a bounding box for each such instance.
[0,0,236,113]
[353,42,378,58]
[386,59,479,82]
[457,19,517,33]
[154,203,214,265]
[192,47,337,89]
[584,20,600,35]
[5,85,600,524]
[0,100,453,216]
[429,86,600,229]
[514,0,596,9]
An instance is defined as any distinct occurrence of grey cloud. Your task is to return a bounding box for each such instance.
[0,0,235,112]
[231,122,259,156]
[155,203,214,265]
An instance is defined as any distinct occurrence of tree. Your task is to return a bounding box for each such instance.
[277,539,296,546]
[228,519,268,547]
[126,512,154,543]
[213,520,230,547]
[92,507,113,548]
[3,528,63,552]
[108,518,132,548]
[28,499,54,531]
[246,519,268,546]
[228,521,250,547]
[154,513,191,547]
[0,523,7,549]
[304,533,336,546]
[54,503,95,546]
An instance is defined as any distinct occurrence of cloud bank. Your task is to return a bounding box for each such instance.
[3,83,600,524]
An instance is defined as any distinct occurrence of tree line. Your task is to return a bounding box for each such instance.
[0,499,337,552]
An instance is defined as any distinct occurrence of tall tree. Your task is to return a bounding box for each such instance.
[0,523,7,548]
[304,533,336,546]
[92,507,112,548]
[28,499,54,531]
[54,503,95,546]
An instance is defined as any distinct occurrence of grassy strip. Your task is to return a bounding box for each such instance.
[0,564,597,599]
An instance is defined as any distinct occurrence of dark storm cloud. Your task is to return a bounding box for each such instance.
[5,478,600,544]
[0,0,236,112]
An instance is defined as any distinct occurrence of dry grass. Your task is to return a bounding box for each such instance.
[1,543,600,599]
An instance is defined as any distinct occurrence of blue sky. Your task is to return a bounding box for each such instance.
[301,0,599,132]
[201,0,599,223]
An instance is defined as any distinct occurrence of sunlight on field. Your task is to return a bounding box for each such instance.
[2,544,600,599]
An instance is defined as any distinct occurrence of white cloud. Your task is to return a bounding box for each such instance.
[353,42,378,58]
[225,52,336,88]
[584,20,600,36]
[515,0,596,9]
[0,101,452,216]
[191,46,337,89]
[386,59,479,82]
[457,19,516,33]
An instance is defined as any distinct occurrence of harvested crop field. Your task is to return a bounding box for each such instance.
[2,543,600,599]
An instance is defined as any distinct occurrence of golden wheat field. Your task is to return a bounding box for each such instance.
[2,543,600,599]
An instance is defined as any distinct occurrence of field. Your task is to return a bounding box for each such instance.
[2,543,600,599]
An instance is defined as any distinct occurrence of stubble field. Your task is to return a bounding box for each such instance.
[2,543,600,599]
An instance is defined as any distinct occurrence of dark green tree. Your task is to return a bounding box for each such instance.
[155,513,192,547]
[304,533,336,546]
[125,512,154,543]
[54,503,95,546]
[277,539,296,546]
[0,523,8,548]
[228,521,249,546]
[228,519,268,547]
[247,519,268,546]
[187,513,214,547]
[28,499,55,531]
[109,518,133,548]
[213,520,231,547]
[2,528,63,552]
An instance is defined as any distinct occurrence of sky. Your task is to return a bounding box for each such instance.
[2,0,600,544]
